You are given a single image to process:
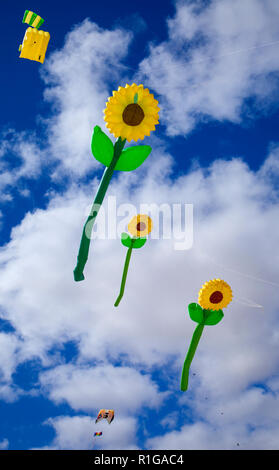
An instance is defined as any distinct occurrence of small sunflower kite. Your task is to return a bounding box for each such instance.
[114,214,153,306]
[73,84,159,281]
[180,279,233,391]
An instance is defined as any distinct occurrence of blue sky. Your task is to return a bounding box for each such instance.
[1,0,279,450]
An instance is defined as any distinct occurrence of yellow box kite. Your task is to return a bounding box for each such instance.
[19,27,50,64]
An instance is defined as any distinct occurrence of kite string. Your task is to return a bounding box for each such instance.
[186,39,279,66]
[126,38,279,81]
[201,252,279,288]
[232,297,263,309]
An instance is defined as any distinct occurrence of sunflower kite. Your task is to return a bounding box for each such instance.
[114,214,153,306]
[180,279,233,391]
[73,84,159,281]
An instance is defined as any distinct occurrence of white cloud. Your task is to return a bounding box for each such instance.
[39,364,166,413]
[0,333,23,402]
[0,438,9,450]
[137,0,279,135]
[42,19,132,179]
[39,414,138,450]
[0,333,19,383]
[147,384,279,449]
[160,411,179,429]
[0,129,44,202]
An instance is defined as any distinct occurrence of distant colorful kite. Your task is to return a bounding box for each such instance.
[19,10,50,64]
[73,84,160,281]
[94,432,103,437]
[114,214,153,306]
[95,409,114,424]
[180,279,233,391]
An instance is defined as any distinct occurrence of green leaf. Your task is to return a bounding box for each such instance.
[114,145,152,171]
[121,232,132,248]
[91,126,114,166]
[188,303,204,323]
[203,309,224,325]
[132,237,146,249]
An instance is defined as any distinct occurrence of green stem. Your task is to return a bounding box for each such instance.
[73,138,126,282]
[114,242,134,307]
[180,323,205,391]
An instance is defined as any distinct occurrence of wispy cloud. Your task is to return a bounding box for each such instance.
[137,0,279,135]
[147,382,279,449]
[0,438,9,450]
[0,129,44,202]
[42,19,132,179]
[39,415,138,450]
[39,364,166,413]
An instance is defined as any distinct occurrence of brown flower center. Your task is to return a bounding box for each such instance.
[122,103,145,126]
[209,291,223,304]
[136,222,146,232]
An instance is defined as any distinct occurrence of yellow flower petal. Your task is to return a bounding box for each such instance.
[128,214,153,237]
[104,84,160,142]
[198,279,233,311]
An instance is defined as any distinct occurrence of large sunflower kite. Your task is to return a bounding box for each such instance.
[180,279,233,391]
[73,84,159,282]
